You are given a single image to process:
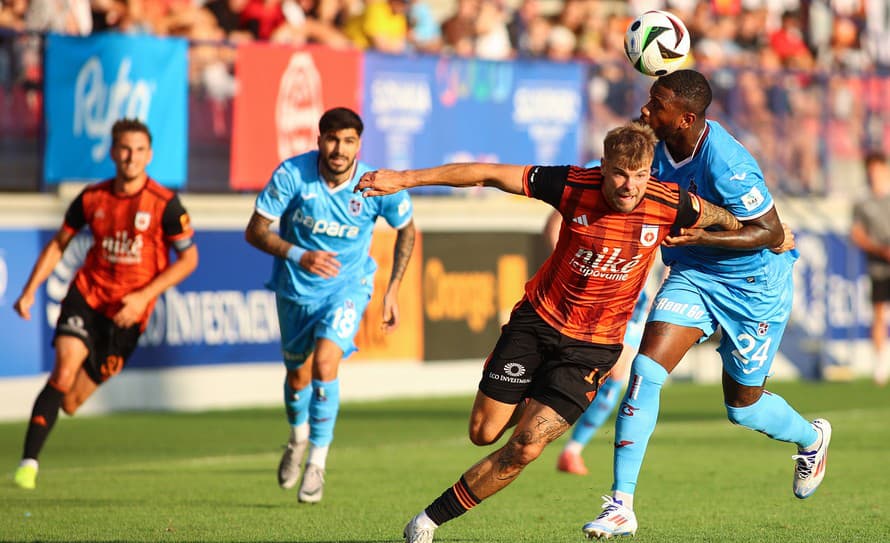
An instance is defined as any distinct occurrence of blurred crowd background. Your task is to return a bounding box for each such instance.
[1,0,889,195]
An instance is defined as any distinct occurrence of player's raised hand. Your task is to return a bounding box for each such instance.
[354,170,409,197]
[301,250,341,278]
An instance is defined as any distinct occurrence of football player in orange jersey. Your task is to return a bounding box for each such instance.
[355,121,742,543]
[12,119,198,490]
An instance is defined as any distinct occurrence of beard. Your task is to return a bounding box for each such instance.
[323,155,354,176]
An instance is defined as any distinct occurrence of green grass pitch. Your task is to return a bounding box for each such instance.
[1,379,889,542]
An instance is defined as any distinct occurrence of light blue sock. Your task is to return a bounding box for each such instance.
[613,354,668,495]
[309,378,340,447]
[284,381,311,427]
[725,391,817,447]
[571,377,624,446]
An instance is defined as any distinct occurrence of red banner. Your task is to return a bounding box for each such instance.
[230,43,362,190]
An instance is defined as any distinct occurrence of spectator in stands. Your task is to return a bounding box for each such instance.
[343,0,410,53]
[546,24,576,62]
[769,9,815,70]
[474,0,511,60]
[91,0,155,34]
[850,150,890,386]
[204,0,254,43]
[407,0,442,53]
[26,0,92,35]
[440,0,477,57]
[0,0,26,88]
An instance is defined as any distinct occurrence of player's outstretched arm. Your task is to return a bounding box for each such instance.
[382,220,417,333]
[14,228,75,320]
[354,164,527,197]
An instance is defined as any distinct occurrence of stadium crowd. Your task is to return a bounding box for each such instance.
[0,0,889,195]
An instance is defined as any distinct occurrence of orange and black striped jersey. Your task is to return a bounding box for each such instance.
[523,165,702,344]
[61,178,194,329]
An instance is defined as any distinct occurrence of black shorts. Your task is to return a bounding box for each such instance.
[478,300,623,424]
[871,276,890,303]
[54,286,142,385]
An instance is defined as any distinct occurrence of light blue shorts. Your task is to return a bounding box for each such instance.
[275,289,372,370]
[647,265,794,386]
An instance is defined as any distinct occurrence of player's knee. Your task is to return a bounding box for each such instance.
[468,422,501,446]
[61,395,82,416]
[502,436,544,468]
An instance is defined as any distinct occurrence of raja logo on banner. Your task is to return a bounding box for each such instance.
[230,43,361,190]
[43,33,188,188]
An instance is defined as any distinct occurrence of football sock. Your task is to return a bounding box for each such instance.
[289,422,309,445]
[306,444,330,469]
[563,440,584,455]
[284,380,311,428]
[613,490,634,510]
[23,383,64,460]
[308,378,340,447]
[571,376,623,446]
[724,391,818,448]
[425,476,481,526]
[613,354,668,495]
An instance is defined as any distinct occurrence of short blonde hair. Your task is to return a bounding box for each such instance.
[603,121,657,170]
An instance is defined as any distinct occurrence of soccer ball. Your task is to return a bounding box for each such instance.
[624,10,691,77]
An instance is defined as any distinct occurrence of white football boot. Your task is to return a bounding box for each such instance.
[582,495,638,539]
[277,440,307,489]
[792,418,832,499]
[298,463,326,503]
[403,513,436,543]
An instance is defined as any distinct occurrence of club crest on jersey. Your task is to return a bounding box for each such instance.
[348,198,363,216]
[134,211,151,231]
[757,322,770,336]
[640,225,659,247]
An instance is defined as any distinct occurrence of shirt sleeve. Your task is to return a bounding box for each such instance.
[161,195,195,252]
[523,165,570,208]
[379,190,414,229]
[255,162,299,220]
[713,163,774,220]
[672,188,703,230]
[62,191,87,234]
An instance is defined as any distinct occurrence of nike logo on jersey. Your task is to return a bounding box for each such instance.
[573,214,589,226]
[729,172,747,181]
[301,192,318,200]
[615,440,635,448]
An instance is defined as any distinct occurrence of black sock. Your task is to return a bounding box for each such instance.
[22,383,64,460]
[425,476,481,526]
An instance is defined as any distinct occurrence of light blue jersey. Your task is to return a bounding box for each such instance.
[652,120,796,281]
[647,120,797,385]
[255,151,413,303]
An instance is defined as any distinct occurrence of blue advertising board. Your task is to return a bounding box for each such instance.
[43,32,188,188]
[792,230,870,342]
[361,53,585,177]
[37,230,281,373]
[0,230,45,377]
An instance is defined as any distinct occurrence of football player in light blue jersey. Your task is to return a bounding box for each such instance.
[584,71,831,540]
[245,108,416,504]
